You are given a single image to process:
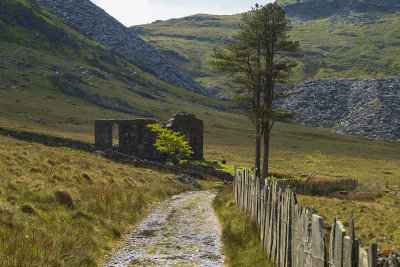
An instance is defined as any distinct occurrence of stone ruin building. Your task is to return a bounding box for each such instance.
[95,113,203,160]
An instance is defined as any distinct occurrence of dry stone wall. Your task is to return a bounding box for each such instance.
[0,127,232,181]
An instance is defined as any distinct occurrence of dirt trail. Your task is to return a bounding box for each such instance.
[103,191,224,266]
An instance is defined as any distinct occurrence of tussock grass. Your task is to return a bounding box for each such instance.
[297,192,400,251]
[0,135,194,265]
[213,185,273,267]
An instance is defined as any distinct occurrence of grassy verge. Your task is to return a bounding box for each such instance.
[0,135,195,265]
[213,184,273,267]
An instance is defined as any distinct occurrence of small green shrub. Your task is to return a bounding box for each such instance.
[147,123,193,164]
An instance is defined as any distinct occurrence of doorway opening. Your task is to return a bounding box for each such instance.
[112,123,119,147]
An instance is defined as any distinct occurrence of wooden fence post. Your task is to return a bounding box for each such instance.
[312,214,326,267]
[329,218,336,266]
[257,178,260,223]
[333,220,346,267]
[241,170,245,209]
[246,169,251,214]
[284,188,292,267]
[291,198,300,267]
[303,209,312,267]
[298,208,306,266]
[349,211,359,267]
[242,169,245,210]
[359,243,368,267]
[260,185,266,247]
[236,170,242,207]
[271,187,282,265]
[279,188,285,267]
[344,236,352,267]
[265,181,275,257]
[368,243,377,267]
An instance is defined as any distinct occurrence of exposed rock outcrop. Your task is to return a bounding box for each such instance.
[36,0,209,96]
[284,78,400,141]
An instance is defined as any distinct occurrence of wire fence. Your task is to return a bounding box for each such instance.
[233,167,399,267]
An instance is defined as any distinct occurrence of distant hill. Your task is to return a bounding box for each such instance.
[134,1,400,141]
[277,0,400,18]
[135,2,400,94]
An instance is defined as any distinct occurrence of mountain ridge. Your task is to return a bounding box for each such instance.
[278,0,400,19]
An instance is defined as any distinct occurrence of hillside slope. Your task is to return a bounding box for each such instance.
[0,0,226,138]
[35,0,209,96]
[135,6,400,85]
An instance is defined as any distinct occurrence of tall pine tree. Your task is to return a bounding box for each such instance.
[212,3,302,178]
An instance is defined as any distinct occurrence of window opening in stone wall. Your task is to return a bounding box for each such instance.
[112,123,119,147]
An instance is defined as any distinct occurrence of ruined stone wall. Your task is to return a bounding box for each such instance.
[95,119,164,159]
[95,113,203,160]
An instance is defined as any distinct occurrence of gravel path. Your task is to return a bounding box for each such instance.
[103,191,224,266]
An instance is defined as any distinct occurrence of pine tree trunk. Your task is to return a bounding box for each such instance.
[262,122,271,179]
[255,125,261,178]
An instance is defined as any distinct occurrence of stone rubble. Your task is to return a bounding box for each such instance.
[283,77,400,141]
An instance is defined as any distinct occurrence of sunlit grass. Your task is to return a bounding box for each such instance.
[213,184,273,267]
[0,135,194,265]
[297,192,400,251]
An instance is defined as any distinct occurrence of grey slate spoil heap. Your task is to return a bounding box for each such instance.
[36,0,209,96]
[283,77,400,141]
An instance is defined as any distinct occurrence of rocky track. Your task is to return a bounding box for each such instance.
[103,191,224,267]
